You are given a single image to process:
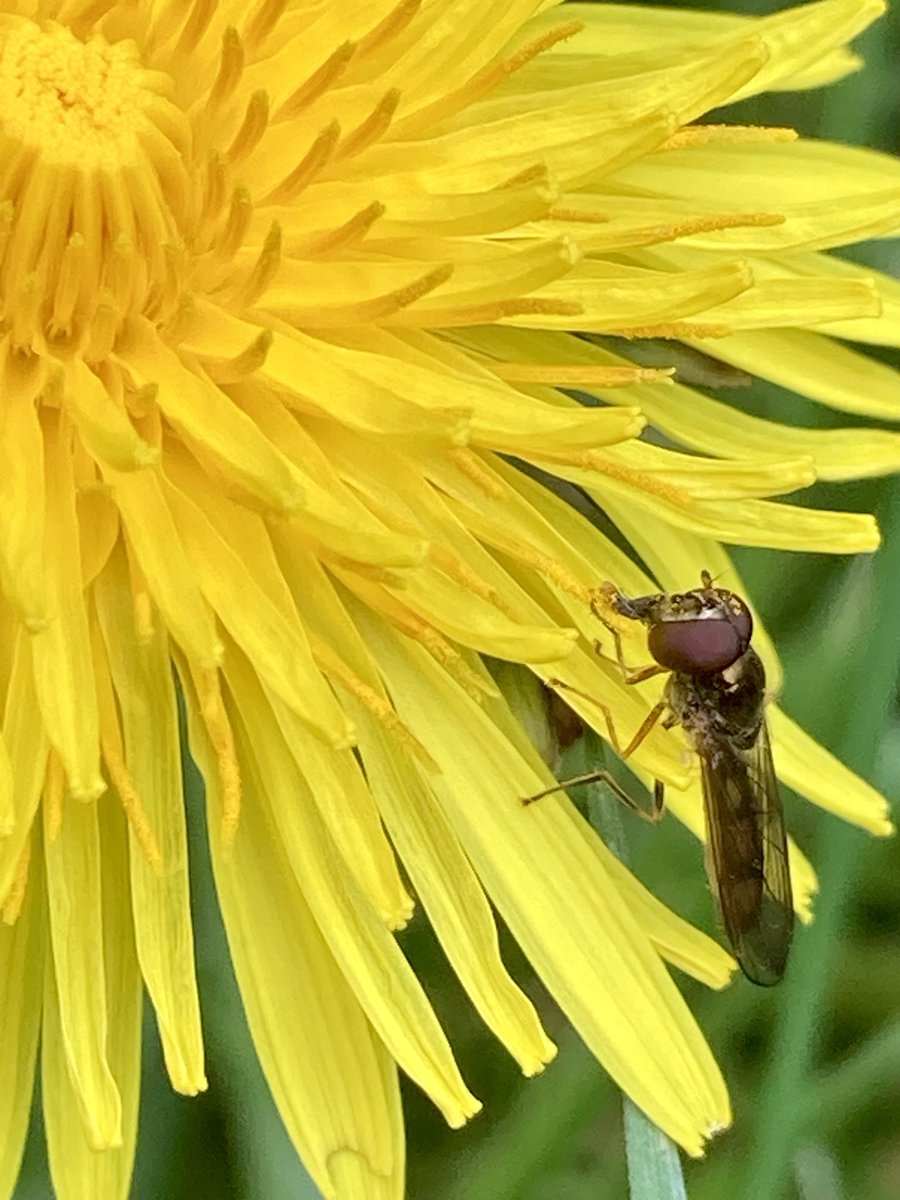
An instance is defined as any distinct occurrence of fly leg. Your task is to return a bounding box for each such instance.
[652,779,666,821]
[523,583,675,818]
[646,711,682,821]
[591,636,665,685]
[523,767,651,821]
[589,587,667,685]
[522,678,668,823]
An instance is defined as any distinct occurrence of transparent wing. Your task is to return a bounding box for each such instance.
[701,721,794,986]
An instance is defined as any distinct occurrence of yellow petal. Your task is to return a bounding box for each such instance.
[63,358,157,472]
[44,803,142,1200]
[518,259,754,331]
[224,380,432,566]
[599,486,880,555]
[43,796,121,1149]
[809,250,900,346]
[541,438,816,502]
[262,327,471,442]
[0,337,47,627]
[547,177,900,255]
[268,538,389,681]
[264,686,414,930]
[491,424,878,553]
[268,238,576,325]
[611,138,900,251]
[728,0,882,97]
[350,101,678,199]
[316,434,580,657]
[0,730,13,838]
[315,430,580,661]
[544,1,873,93]
[422,36,769,177]
[0,631,48,904]
[94,543,207,1095]
[629,246,881,329]
[569,813,736,989]
[687,328,900,425]
[115,319,307,512]
[103,464,222,669]
[0,842,43,1200]
[651,244,900,345]
[309,326,646,453]
[458,323,900,483]
[32,413,103,800]
[352,697,557,1073]
[769,706,894,835]
[188,685,406,1200]
[698,272,880,328]
[631,352,900,481]
[786,839,819,925]
[214,645,481,1128]
[351,600,730,1156]
[77,485,120,589]
[161,455,354,748]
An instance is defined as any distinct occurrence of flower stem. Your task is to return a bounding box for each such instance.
[578,733,690,1200]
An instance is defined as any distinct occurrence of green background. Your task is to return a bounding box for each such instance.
[12,2,900,1198]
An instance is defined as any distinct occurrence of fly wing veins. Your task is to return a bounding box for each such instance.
[701,721,794,986]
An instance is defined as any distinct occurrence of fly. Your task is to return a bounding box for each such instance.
[528,571,794,986]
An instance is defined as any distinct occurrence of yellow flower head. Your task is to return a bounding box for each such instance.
[0,1,896,1198]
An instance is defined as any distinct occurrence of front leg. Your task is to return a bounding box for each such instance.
[592,637,666,685]
[546,678,668,762]
[590,586,666,685]
[523,766,665,824]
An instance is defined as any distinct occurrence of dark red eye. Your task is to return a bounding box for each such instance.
[649,608,751,674]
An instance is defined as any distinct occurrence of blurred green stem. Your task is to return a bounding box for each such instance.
[585,739,689,1200]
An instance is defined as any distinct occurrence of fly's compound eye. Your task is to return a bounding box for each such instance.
[648,602,752,674]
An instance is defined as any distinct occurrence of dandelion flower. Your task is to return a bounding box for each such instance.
[0,1,897,1197]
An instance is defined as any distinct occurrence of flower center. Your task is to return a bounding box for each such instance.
[0,18,190,356]
[1,21,145,165]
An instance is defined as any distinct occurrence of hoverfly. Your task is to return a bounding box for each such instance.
[529,571,794,986]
